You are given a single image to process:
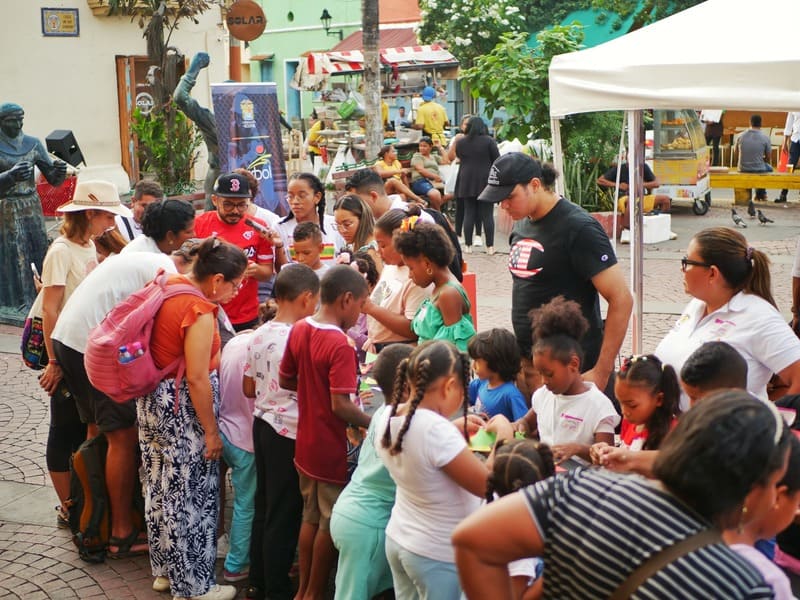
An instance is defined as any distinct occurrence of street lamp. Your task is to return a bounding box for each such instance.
[320,8,343,41]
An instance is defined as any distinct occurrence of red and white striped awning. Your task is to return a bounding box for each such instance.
[307,44,457,76]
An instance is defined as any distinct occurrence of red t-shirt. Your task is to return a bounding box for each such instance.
[194,212,273,325]
[620,417,679,451]
[280,317,358,484]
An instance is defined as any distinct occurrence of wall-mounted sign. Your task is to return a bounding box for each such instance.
[226,0,267,42]
[41,8,79,37]
[135,92,155,115]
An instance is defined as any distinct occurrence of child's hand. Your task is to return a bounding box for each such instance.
[452,414,485,436]
[589,442,610,465]
[593,445,633,472]
[485,414,514,441]
[552,443,586,464]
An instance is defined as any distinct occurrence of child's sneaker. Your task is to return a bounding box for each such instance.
[223,568,250,583]
[216,533,229,559]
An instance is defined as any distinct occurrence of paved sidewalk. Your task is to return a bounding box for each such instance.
[1,196,799,598]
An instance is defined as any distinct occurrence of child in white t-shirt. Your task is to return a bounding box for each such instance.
[242,264,320,600]
[376,341,511,600]
[514,296,619,463]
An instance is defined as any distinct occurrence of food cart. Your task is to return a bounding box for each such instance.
[651,109,712,215]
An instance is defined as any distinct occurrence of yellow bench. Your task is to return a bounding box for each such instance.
[709,171,800,205]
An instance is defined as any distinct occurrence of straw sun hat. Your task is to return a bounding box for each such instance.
[57,180,133,217]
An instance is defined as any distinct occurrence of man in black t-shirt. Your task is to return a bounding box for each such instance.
[478,153,633,395]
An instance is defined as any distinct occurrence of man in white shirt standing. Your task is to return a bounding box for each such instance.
[116,180,164,241]
[776,111,800,203]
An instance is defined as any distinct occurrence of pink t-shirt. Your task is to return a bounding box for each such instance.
[218,332,256,453]
[280,317,358,484]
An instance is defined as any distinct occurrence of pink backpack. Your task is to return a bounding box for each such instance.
[85,271,203,408]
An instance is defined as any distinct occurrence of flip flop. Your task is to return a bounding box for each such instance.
[107,528,149,559]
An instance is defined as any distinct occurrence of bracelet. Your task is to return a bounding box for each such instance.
[48,359,59,366]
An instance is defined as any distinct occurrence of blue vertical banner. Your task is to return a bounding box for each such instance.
[211,82,288,215]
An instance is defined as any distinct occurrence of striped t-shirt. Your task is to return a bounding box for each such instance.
[523,468,774,599]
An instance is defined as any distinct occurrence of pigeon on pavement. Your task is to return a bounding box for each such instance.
[731,207,747,228]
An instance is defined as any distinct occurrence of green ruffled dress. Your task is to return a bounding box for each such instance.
[411,282,476,352]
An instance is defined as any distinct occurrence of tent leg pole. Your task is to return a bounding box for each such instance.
[627,109,644,355]
[550,118,565,198]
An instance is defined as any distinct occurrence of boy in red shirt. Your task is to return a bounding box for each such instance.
[195,172,274,330]
[279,265,371,600]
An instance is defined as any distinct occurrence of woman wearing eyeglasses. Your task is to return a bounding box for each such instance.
[655,226,800,409]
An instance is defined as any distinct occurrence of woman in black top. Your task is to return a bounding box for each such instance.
[450,117,499,254]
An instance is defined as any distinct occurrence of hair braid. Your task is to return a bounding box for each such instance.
[485,471,498,503]
[381,358,409,450]
[459,351,471,443]
[391,359,431,455]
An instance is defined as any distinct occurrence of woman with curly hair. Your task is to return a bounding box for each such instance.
[393,219,475,351]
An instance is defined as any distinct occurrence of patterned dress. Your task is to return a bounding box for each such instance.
[137,373,221,598]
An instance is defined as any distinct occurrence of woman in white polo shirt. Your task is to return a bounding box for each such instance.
[655,226,800,408]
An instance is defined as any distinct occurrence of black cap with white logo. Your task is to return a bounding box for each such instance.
[214,173,252,198]
[478,153,542,203]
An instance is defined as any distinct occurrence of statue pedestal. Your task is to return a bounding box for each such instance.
[0,306,27,327]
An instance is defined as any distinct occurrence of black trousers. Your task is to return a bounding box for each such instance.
[249,418,303,599]
[462,195,495,246]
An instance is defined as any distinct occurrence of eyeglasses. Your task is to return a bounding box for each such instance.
[681,256,713,272]
[221,200,248,212]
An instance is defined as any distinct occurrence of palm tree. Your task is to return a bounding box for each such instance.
[361,0,382,160]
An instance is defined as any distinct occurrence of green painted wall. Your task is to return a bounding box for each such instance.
[248,0,361,124]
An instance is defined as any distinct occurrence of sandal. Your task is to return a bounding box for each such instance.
[55,505,70,529]
[107,528,149,559]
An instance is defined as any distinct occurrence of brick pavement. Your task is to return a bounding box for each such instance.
[1,199,800,598]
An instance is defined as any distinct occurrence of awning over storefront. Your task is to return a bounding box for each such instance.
[291,43,458,91]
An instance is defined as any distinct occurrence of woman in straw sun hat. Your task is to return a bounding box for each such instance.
[36,179,132,527]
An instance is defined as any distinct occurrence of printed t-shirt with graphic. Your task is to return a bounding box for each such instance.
[194,211,274,326]
[280,317,358,485]
[509,199,617,363]
[414,101,448,143]
[531,382,620,447]
[218,331,256,453]
[655,291,800,409]
[275,214,345,265]
[246,319,298,439]
[468,379,529,421]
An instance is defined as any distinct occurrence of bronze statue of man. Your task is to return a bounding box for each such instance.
[0,102,66,323]
[174,52,220,211]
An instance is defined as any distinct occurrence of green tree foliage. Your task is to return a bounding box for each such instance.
[418,0,527,65]
[461,26,624,209]
[591,0,704,31]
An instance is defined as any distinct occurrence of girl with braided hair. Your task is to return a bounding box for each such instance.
[485,439,554,600]
[375,340,511,600]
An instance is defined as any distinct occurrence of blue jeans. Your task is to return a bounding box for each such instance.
[221,432,257,573]
[385,536,461,600]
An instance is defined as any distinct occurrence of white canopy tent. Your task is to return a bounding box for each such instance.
[548,0,800,352]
